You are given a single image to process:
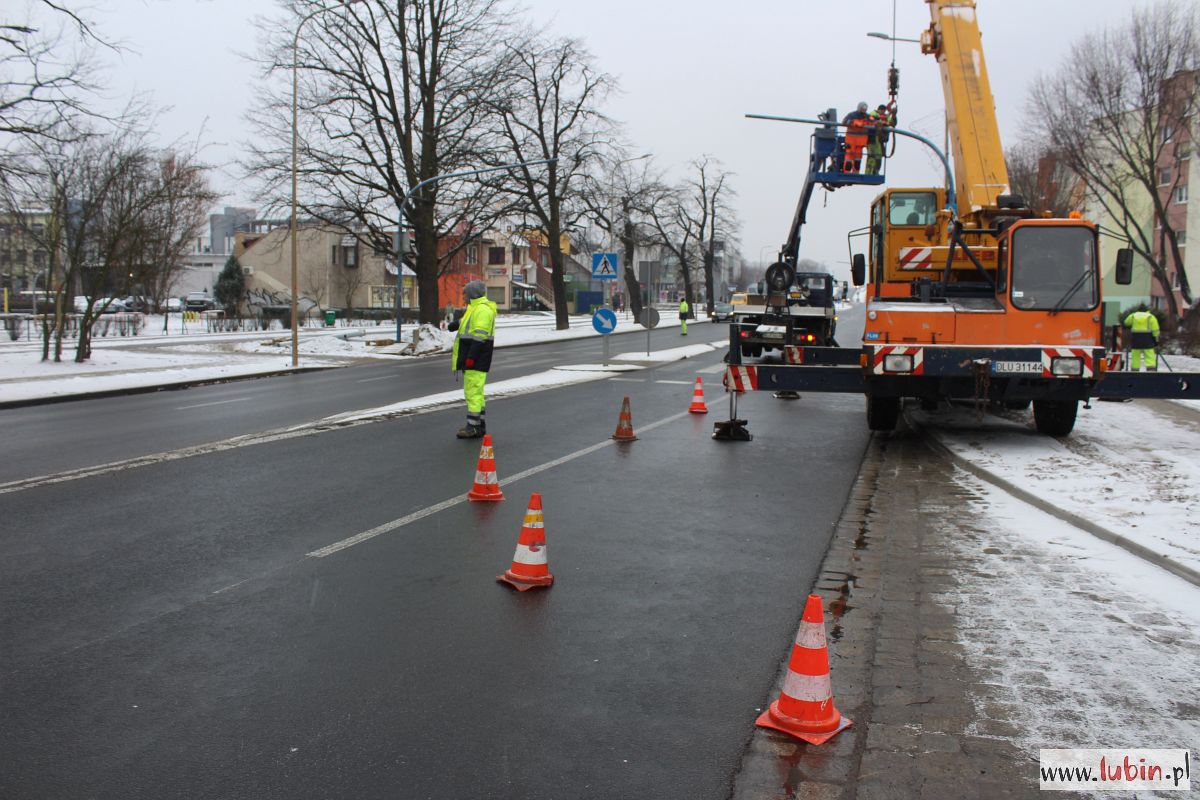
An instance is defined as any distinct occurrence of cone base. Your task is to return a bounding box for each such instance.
[754,701,852,745]
[497,571,554,591]
[468,488,505,502]
[688,405,708,414]
[612,433,638,441]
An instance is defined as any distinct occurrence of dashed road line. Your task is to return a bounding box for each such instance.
[307,410,690,558]
[175,397,253,410]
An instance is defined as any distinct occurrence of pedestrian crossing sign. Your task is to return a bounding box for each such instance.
[591,252,619,279]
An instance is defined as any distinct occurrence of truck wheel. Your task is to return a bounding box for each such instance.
[867,396,900,431]
[1032,399,1077,436]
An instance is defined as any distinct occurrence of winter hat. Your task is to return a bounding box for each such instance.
[463,280,486,301]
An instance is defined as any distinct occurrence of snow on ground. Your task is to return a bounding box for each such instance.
[937,473,1200,791]
[915,401,1200,576]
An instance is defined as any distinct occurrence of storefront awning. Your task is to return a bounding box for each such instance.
[511,280,538,290]
[385,263,417,276]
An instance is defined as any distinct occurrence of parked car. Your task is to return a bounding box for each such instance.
[165,297,182,312]
[711,301,734,322]
[121,295,150,313]
[185,292,215,311]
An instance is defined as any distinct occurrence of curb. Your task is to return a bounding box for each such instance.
[0,366,338,410]
[909,411,1200,589]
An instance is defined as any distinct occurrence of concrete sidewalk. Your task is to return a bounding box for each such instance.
[732,422,1200,799]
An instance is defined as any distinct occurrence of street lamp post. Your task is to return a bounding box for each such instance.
[291,1,365,369]
[866,31,920,43]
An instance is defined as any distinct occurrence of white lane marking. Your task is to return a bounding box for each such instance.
[175,397,253,410]
[307,410,690,558]
[654,379,693,385]
[355,374,401,383]
[611,377,646,382]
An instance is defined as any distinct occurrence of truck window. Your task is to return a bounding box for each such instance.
[888,192,937,226]
[1010,226,1097,311]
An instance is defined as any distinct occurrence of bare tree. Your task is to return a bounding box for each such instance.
[1028,0,1199,324]
[579,153,666,320]
[1005,141,1080,217]
[486,34,618,329]
[647,157,738,315]
[1,2,108,182]
[245,0,516,325]
[3,122,214,361]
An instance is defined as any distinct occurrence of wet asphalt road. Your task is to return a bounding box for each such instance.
[0,329,873,798]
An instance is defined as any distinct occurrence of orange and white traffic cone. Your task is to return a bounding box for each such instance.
[687,376,708,414]
[612,396,638,441]
[497,493,554,591]
[467,434,504,502]
[755,594,852,745]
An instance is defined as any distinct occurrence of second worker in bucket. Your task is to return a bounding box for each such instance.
[448,280,497,438]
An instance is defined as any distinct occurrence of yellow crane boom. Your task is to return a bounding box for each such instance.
[920,0,1010,218]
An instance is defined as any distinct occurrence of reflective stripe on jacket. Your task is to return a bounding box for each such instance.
[452,296,498,372]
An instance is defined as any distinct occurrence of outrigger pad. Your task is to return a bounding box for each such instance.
[773,390,802,400]
[712,418,752,441]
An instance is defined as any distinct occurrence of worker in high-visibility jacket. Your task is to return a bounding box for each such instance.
[1122,306,1161,371]
[679,297,689,336]
[842,102,870,173]
[449,280,497,438]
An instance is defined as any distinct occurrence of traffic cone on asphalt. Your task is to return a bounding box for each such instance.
[755,594,852,745]
[467,434,505,502]
[497,493,554,591]
[612,396,638,441]
[687,376,708,414]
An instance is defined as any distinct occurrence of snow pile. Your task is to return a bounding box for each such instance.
[916,401,1200,576]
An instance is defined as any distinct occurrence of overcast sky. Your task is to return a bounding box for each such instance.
[66,0,1147,284]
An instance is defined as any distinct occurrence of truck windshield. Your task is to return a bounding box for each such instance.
[1010,226,1097,312]
[888,192,937,226]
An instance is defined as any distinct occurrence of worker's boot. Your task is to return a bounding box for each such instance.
[456,424,484,439]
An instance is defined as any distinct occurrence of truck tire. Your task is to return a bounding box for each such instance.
[1032,399,1077,436]
[867,396,900,431]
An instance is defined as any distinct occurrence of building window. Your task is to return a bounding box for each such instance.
[1160,168,1172,185]
[331,245,339,266]
[1173,185,1188,204]
[1178,229,1187,247]
[486,286,506,304]
[1179,142,1192,160]
[465,245,477,265]
[344,245,358,268]
[33,251,46,269]
[512,245,523,264]
[1162,125,1173,143]
[540,251,548,267]
[488,246,505,265]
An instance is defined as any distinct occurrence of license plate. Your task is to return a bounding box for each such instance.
[993,361,1042,373]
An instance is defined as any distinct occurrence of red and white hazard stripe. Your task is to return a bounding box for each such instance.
[871,345,925,375]
[723,365,758,393]
[1041,347,1094,378]
[784,346,805,365]
[897,247,933,271]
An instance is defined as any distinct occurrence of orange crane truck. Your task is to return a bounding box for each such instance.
[718,0,1198,441]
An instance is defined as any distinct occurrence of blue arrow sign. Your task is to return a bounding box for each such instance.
[592,252,619,279]
[592,308,617,334]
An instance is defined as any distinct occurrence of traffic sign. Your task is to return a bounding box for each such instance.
[591,252,619,279]
[640,307,660,329]
[592,308,617,335]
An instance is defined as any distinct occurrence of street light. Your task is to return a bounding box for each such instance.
[866,31,920,43]
[291,0,366,368]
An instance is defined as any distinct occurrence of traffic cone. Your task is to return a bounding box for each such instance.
[497,493,554,591]
[755,594,852,745]
[687,376,708,414]
[612,396,638,441]
[467,434,505,502]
